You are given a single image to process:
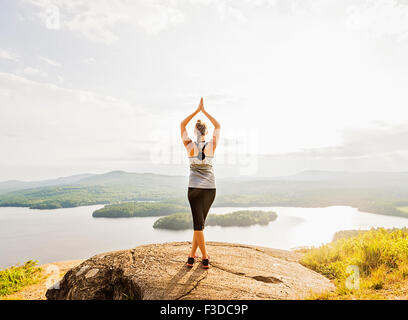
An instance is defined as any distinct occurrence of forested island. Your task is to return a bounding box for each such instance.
[92,202,188,218]
[152,210,277,230]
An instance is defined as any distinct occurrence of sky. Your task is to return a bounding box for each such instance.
[1,0,408,181]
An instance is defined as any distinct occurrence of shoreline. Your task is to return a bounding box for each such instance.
[1,202,407,220]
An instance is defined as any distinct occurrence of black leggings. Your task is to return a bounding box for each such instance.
[188,187,216,231]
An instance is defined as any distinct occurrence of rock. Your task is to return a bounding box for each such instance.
[75,265,89,277]
[85,269,99,278]
[46,241,334,300]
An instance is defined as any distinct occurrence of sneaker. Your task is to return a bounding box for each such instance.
[186,255,197,268]
[201,255,210,269]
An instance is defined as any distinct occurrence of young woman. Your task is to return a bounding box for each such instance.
[180,97,220,269]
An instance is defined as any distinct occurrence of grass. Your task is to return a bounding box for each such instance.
[0,260,43,296]
[301,228,408,299]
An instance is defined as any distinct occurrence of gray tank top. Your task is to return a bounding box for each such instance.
[188,141,216,189]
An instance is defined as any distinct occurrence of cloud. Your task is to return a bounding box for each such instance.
[23,0,125,43]
[233,124,408,176]
[22,0,186,43]
[345,0,408,40]
[81,57,96,64]
[39,56,61,67]
[0,72,156,167]
[175,91,245,108]
[286,123,408,159]
[209,0,249,24]
[0,49,19,62]
[23,0,408,45]
[135,1,185,35]
[19,66,48,77]
[20,0,287,44]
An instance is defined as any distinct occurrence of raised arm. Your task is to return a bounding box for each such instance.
[180,98,202,148]
[202,103,221,151]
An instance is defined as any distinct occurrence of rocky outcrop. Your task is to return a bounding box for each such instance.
[46,241,334,300]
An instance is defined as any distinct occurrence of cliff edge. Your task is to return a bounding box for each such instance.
[46,241,334,300]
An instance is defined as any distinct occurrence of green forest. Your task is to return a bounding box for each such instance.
[92,202,189,217]
[153,210,277,230]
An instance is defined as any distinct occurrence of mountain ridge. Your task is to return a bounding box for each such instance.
[2,169,408,191]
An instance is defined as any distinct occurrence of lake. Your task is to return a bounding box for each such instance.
[1,205,408,268]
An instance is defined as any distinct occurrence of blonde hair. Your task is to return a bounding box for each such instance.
[195,119,207,136]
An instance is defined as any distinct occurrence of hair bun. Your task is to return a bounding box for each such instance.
[195,119,207,136]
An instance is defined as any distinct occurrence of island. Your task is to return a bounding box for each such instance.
[152,210,278,230]
[92,202,189,218]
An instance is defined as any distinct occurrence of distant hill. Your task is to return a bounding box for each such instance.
[0,171,187,194]
[76,170,187,187]
[0,171,188,209]
[0,173,94,194]
[283,170,408,182]
[2,170,408,193]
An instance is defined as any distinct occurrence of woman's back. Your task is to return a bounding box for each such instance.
[188,141,216,189]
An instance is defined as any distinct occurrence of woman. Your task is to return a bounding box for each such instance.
[180,97,220,269]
